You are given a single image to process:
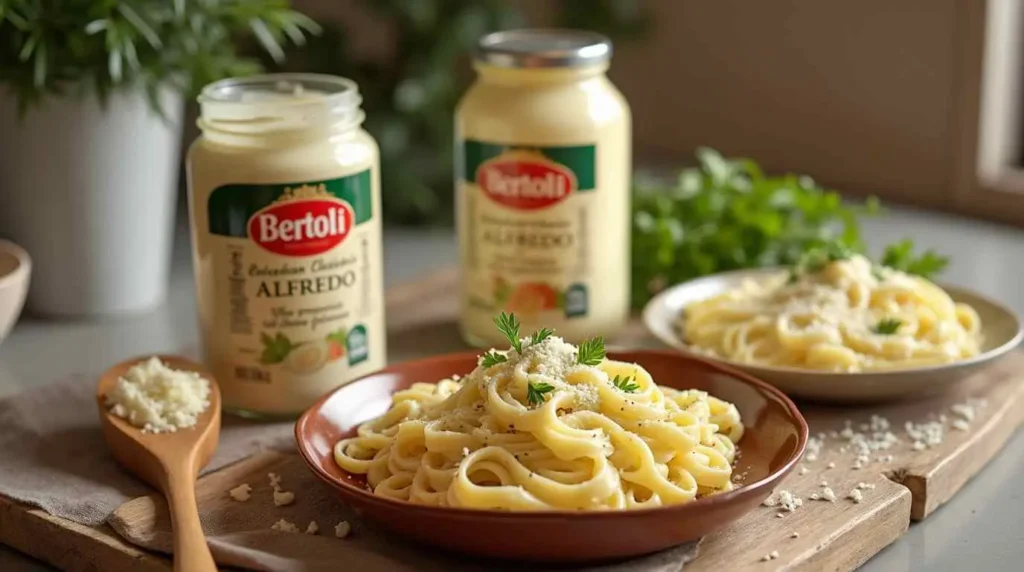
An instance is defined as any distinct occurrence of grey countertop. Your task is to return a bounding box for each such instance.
[1,206,1022,571]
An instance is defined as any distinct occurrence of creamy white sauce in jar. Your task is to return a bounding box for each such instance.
[187,74,385,417]
[456,30,632,346]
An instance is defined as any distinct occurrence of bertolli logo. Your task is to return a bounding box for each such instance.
[247,189,354,256]
[476,151,577,210]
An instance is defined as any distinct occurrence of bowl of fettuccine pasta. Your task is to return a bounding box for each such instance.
[295,320,806,562]
[643,254,1022,403]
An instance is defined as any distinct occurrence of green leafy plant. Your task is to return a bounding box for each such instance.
[632,147,883,307]
[880,239,949,279]
[259,331,294,364]
[0,0,318,113]
[265,0,648,225]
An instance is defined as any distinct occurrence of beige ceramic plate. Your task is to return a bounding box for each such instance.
[643,268,1023,403]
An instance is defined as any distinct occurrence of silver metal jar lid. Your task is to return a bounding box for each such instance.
[475,29,612,69]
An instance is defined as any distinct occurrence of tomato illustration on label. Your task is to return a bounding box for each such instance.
[247,196,354,257]
[503,282,561,315]
[476,150,578,210]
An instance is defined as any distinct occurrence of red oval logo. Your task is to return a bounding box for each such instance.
[476,158,577,210]
[247,199,353,257]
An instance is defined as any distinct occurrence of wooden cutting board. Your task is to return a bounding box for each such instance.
[2,267,1023,571]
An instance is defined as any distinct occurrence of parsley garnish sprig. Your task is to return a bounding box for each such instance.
[494,311,523,354]
[531,327,554,346]
[577,337,606,366]
[480,350,507,368]
[872,318,903,335]
[611,375,640,393]
[526,382,555,406]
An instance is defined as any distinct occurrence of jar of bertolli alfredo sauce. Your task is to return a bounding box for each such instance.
[455,29,632,347]
[187,74,385,418]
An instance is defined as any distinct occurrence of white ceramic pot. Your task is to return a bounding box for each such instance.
[0,86,183,316]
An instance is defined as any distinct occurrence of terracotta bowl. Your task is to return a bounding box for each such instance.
[295,350,807,563]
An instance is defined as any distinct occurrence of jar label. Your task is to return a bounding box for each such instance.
[204,170,380,408]
[458,140,596,324]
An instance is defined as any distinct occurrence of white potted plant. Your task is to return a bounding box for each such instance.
[0,1,318,316]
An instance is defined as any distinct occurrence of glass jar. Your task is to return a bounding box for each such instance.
[455,29,632,346]
[187,74,385,418]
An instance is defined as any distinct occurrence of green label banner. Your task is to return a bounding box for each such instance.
[208,170,372,237]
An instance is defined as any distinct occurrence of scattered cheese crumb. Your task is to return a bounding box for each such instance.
[821,487,837,502]
[306,521,319,535]
[856,482,876,490]
[769,550,780,559]
[765,490,803,513]
[951,403,976,422]
[848,489,864,504]
[827,462,835,469]
[271,519,300,533]
[104,357,211,433]
[269,472,283,490]
[273,490,295,507]
[791,532,800,539]
[906,420,944,448]
[462,447,470,457]
[912,441,927,451]
[799,466,809,475]
[805,435,824,462]
[810,493,820,501]
[952,419,970,432]
[820,480,828,487]
[776,513,785,518]
[761,554,772,562]
[227,483,251,502]
[334,521,351,539]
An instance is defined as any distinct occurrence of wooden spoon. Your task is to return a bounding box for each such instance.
[96,354,221,572]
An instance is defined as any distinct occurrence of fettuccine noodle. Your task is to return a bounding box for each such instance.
[681,254,982,372]
[334,335,743,510]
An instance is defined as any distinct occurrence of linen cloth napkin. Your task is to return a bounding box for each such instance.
[0,376,700,571]
[0,375,295,526]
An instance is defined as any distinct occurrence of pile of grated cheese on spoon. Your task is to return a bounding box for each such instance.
[105,357,211,433]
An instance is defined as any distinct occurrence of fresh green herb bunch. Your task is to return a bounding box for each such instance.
[632,147,880,307]
[880,239,949,278]
[487,312,608,406]
[787,240,950,284]
[0,0,319,113]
